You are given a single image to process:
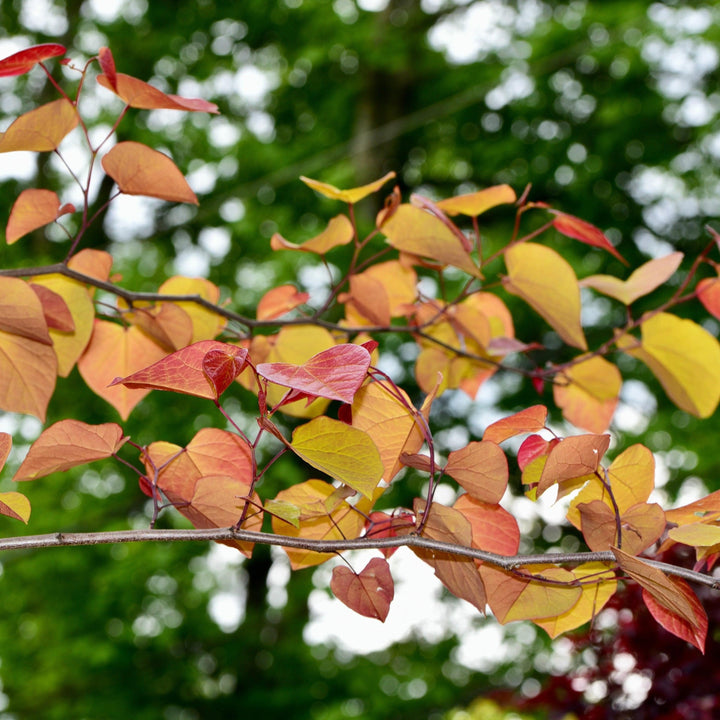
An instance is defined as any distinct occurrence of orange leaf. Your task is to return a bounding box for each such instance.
[554,355,621,433]
[0,433,11,470]
[444,441,508,503]
[289,416,383,498]
[270,214,354,254]
[157,276,225,342]
[0,99,78,153]
[435,184,516,216]
[97,72,219,113]
[483,405,548,443]
[0,277,51,345]
[613,548,700,629]
[413,499,487,613]
[123,302,194,351]
[581,252,683,304]
[480,564,581,623]
[0,491,31,523]
[331,557,394,622]
[643,578,708,653]
[13,419,126,481]
[113,340,247,400]
[503,243,587,350]
[300,171,396,204]
[382,204,482,278]
[271,479,366,569]
[6,189,73,244]
[552,211,627,264]
[537,434,610,497]
[68,248,113,283]
[102,141,198,204]
[77,320,168,420]
[256,285,309,320]
[454,495,520,556]
[0,43,65,77]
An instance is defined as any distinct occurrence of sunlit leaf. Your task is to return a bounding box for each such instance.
[271,214,354,254]
[331,558,394,622]
[483,405,548,443]
[537,434,610,497]
[454,495,520,556]
[0,43,65,77]
[445,441,508,503]
[256,285,309,320]
[619,312,720,418]
[6,189,74,244]
[102,141,198,204]
[157,276,225,343]
[290,417,383,497]
[0,492,31,523]
[435,184,516,216]
[668,523,720,548]
[581,252,683,304]
[504,243,586,349]
[0,99,78,153]
[14,420,127,481]
[97,72,219,113]
[300,171,395,203]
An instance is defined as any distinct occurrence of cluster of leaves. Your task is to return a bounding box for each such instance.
[1,44,720,650]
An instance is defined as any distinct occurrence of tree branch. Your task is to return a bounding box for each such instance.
[1,527,717,590]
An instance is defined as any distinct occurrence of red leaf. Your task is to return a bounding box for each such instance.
[112,340,247,400]
[98,47,117,90]
[642,578,708,653]
[202,347,248,397]
[330,558,394,621]
[257,343,371,404]
[552,212,628,265]
[518,434,555,471]
[0,43,66,77]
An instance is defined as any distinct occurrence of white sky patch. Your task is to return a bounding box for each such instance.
[19,0,68,35]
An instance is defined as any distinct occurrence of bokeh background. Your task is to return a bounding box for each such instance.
[0,1,719,718]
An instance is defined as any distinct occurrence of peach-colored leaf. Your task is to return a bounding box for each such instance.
[0,43,65,77]
[435,184,516,216]
[534,562,617,638]
[6,189,72,244]
[68,248,113,283]
[31,273,95,377]
[30,284,74,332]
[271,479,366,569]
[581,252,683,305]
[618,312,720,418]
[665,490,720,527]
[613,548,700,629]
[0,492,31,523]
[331,557,394,622]
[157,276,224,343]
[290,417,383,498]
[0,277,51,345]
[454,495,520,556]
[0,327,56,420]
[503,243,587,350]
[271,214,354,254]
[97,47,117,90]
[552,212,627,264]
[0,99,78,153]
[382,204,482,278]
[77,320,168,420]
[554,355,621,433]
[124,302,194,351]
[300,171,396,204]
[480,564,581,623]
[257,343,370,404]
[113,340,247,400]
[102,141,198,204]
[697,276,720,320]
[413,499,487,613]
[14,419,126,481]
[483,405,548,443]
[0,433,11,470]
[537,434,611,497]
[97,72,219,113]
[445,441,508,503]
[643,578,707,653]
[257,285,309,320]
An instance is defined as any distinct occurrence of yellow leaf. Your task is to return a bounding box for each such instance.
[0,491,31,523]
[553,355,621,433]
[435,184,517,216]
[618,312,720,418]
[271,214,354,254]
[382,204,482,278]
[668,524,720,548]
[290,416,383,498]
[581,252,683,305]
[157,276,225,343]
[503,243,587,350]
[534,562,616,638]
[300,171,395,203]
